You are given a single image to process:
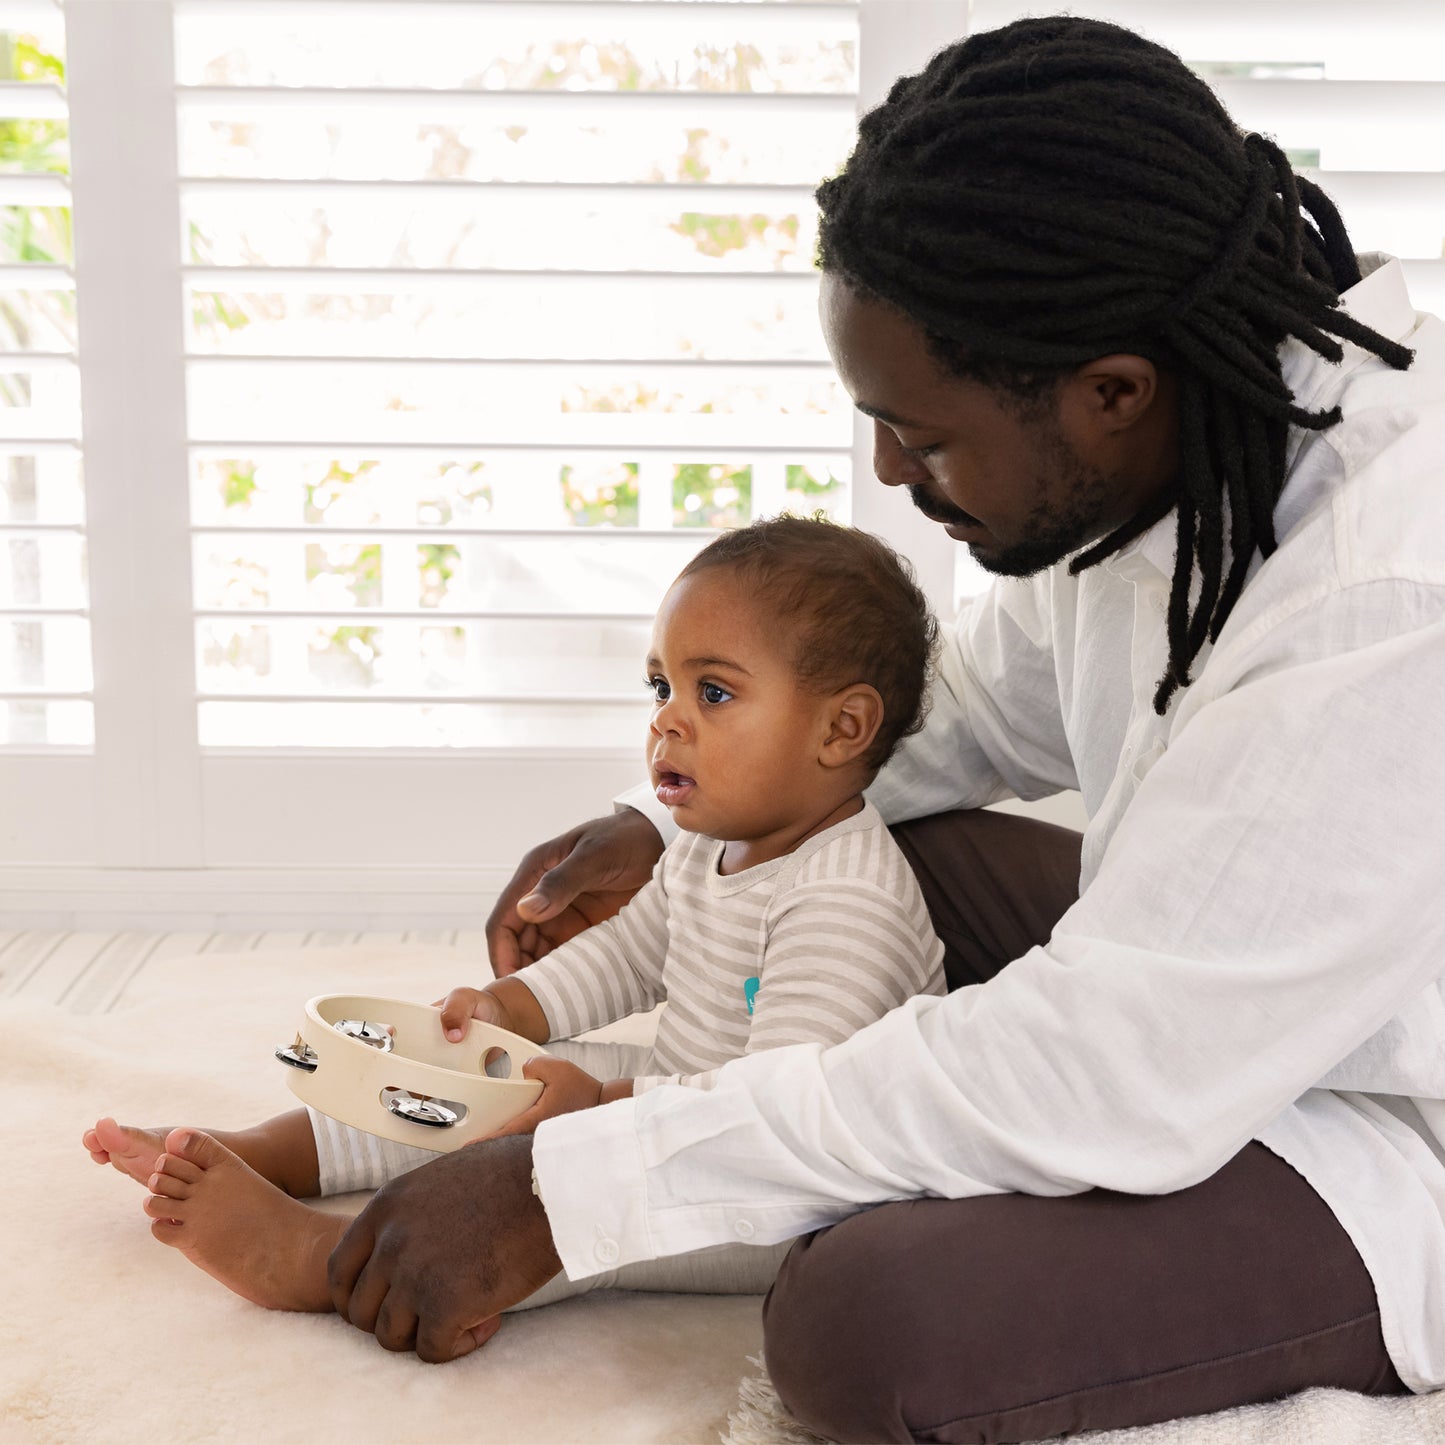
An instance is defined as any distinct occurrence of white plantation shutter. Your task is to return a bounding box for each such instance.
[5,0,898,917]
[5,0,1439,922]
[0,6,85,739]
[175,0,864,756]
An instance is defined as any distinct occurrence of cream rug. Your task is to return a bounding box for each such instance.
[2,945,760,1445]
[4,942,1443,1444]
[724,1358,1445,1445]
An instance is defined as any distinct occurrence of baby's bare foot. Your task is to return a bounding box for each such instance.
[84,1117,170,1185]
[143,1128,343,1312]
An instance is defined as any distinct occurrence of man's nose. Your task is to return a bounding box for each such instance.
[873,420,929,488]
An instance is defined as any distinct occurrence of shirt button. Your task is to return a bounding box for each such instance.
[734,1219,756,1240]
[594,1236,621,1265]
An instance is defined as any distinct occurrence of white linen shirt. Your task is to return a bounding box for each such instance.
[534,256,1445,1393]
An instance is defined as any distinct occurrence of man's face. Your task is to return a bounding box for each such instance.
[819,273,1173,577]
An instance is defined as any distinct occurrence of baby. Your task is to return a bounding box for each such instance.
[85,514,946,1315]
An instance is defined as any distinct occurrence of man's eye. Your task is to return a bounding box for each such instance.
[900,440,941,459]
[647,676,671,702]
[700,682,733,705]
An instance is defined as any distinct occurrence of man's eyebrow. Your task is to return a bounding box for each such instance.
[856,400,924,429]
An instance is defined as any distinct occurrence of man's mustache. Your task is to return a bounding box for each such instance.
[908,485,979,528]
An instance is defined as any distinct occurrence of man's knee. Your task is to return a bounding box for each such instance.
[762,1215,924,1444]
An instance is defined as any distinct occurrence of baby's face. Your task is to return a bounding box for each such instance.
[645,568,840,860]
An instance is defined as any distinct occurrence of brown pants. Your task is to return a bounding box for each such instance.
[762,808,1407,1443]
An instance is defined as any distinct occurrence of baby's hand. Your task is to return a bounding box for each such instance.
[434,985,510,1043]
[479,1058,605,1140]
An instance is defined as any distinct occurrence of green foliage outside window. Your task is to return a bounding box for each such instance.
[0,32,71,395]
[561,461,640,526]
[203,623,270,682]
[306,541,382,608]
[305,458,380,524]
[418,543,458,607]
[311,623,380,690]
[220,460,259,510]
[674,463,751,528]
[417,461,491,525]
[785,462,845,510]
[671,211,800,264]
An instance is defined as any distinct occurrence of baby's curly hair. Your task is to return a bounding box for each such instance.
[678,514,939,775]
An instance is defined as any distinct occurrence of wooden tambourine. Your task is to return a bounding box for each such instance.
[274,993,548,1152]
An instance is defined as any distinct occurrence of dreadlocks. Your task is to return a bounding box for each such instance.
[816,16,1414,713]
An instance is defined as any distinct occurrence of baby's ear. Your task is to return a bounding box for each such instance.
[820,684,883,769]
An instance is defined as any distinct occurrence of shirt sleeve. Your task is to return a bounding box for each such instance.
[867,574,1079,824]
[614,781,681,846]
[628,877,946,1095]
[536,590,1445,1277]
[520,861,672,1040]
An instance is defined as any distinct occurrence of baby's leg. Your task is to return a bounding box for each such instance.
[144,1129,343,1312]
[84,1109,320,1198]
[309,1110,436,1194]
[509,1239,794,1312]
[141,1114,435,1314]
[540,1037,657,1080]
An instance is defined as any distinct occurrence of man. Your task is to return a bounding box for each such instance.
[327,18,1445,1442]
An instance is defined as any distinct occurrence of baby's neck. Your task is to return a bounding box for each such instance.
[718,793,865,876]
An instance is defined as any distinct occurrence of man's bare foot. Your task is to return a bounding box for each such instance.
[83,1117,169,1185]
[143,1128,343,1312]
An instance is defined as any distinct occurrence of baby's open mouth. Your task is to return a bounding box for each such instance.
[655,770,698,805]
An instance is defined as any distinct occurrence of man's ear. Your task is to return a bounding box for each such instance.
[1062,354,1162,435]
[819,684,884,770]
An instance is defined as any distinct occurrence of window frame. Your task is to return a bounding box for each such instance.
[1,0,961,925]
[20,0,1435,923]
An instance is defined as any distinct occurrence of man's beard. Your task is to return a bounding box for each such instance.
[908,432,1118,580]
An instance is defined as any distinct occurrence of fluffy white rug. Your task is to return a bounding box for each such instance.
[722,1357,1445,1445]
[3,946,761,1445]
[6,943,1443,1445]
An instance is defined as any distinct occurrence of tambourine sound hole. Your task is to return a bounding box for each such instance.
[334,1018,393,1052]
[483,1047,513,1079]
[382,1088,465,1128]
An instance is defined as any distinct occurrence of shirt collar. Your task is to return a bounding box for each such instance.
[1109,254,1418,583]
[1280,252,1415,413]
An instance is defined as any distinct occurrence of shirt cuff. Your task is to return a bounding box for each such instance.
[614,780,680,847]
[533,1100,656,1280]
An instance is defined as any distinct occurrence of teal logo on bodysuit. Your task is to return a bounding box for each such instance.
[744,976,760,1015]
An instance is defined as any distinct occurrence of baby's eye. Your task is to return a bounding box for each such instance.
[700,682,733,706]
[646,676,671,702]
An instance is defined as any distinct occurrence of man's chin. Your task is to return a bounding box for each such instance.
[962,533,1076,580]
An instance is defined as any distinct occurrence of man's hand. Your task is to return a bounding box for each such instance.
[486,810,666,976]
[327,1134,562,1363]
[483,1057,605,1138]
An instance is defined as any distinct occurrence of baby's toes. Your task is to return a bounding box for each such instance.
[143,1189,188,1223]
[150,1215,185,1245]
[146,1168,191,1201]
[154,1150,204,1187]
